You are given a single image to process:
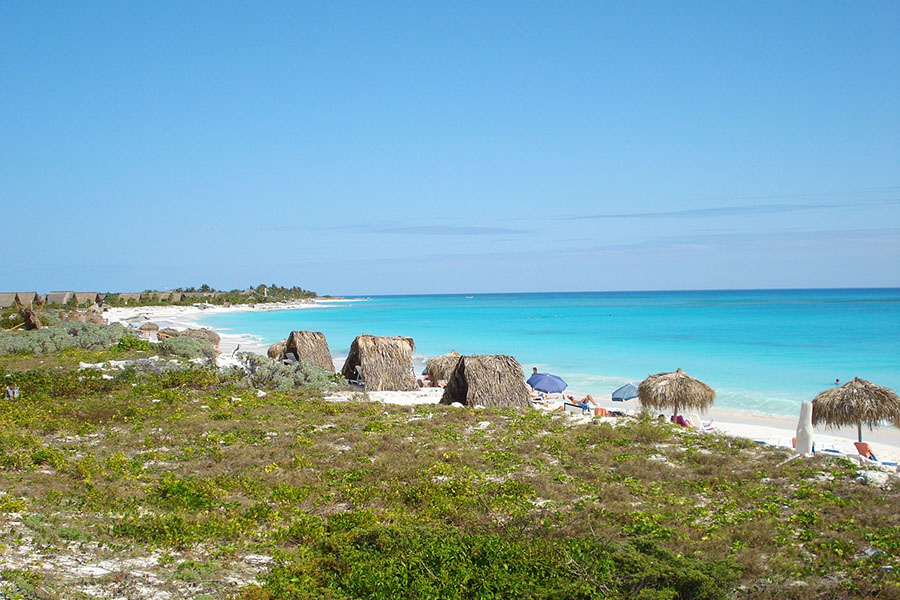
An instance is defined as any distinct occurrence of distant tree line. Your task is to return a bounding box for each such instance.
[102,284,319,307]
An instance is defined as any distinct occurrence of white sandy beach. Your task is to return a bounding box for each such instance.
[103,301,900,468]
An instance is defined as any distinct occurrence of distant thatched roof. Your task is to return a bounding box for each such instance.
[182,328,221,346]
[73,292,98,306]
[285,330,334,372]
[426,350,462,383]
[0,293,16,309]
[45,291,74,305]
[638,368,715,415]
[117,293,142,302]
[268,339,287,360]
[812,377,900,435]
[15,292,38,306]
[440,354,530,408]
[138,322,160,332]
[159,327,180,338]
[341,335,417,391]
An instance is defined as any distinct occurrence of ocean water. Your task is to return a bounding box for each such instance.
[201,289,900,418]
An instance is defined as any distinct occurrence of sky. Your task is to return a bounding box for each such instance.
[1,1,898,295]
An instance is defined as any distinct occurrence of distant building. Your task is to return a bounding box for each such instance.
[15,292,39,306]
[46,291,74,306]
[115,293,142,304]
[0,293,16,309]
[161,292,184,302]
[74,292,99,306]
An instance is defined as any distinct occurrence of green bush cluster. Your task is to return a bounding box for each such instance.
[0,322,130,356]
[249,523,740,600]
[158,336,216,361]
[116,336,152,351]
[230,352,340,392]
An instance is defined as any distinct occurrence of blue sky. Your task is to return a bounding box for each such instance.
[1,1,898,295]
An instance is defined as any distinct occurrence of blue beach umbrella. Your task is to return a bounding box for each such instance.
[527,372,568,394]
[612,382,639,402]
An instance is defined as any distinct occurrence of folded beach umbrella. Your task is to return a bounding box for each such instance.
[612,382,639,402]
[527,372,568,394]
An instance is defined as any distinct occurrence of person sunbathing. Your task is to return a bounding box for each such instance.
[565,394,598,411]
[854,442,878,461]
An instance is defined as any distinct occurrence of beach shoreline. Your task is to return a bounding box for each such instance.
[102,300,900,465]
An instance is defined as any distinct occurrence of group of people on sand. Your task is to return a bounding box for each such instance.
[528,367,602,411]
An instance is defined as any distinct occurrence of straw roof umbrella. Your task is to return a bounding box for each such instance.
[439,354,530,408]
[138,322,159,332]
[285,330,334,372]
[426,350,461,383]
[811,377,900,443]
[638,368,715,417]
[340,335,417,392]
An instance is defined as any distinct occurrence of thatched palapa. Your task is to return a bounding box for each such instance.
[341,334,417,391]
[15,292,39,306]
[638,368,715,416]
[0,293,16,309]
[74,292,99,306]
[426,350,461,383]
[159,327,180,339]
[182,328,221,346]
[285,330,334,372]
[268,339,287,360]
[138,322,160,332]
[45,291,74,306]
[440,354,530,408]
[812,377,900,443]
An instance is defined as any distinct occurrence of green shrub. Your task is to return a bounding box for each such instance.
[117,336,152,351]
[249,524,740,600]
[158,336,216,361]
[0,322,130,356]
[229,352,338,392]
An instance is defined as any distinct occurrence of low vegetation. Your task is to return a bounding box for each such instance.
[0,345,897,599]
[0,321,130,357]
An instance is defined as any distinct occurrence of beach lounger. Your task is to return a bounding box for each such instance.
[689,413,716,434]
[349,365,365,387]
[563,402,590,414]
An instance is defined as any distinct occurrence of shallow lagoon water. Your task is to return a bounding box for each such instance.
[201,288,900,418]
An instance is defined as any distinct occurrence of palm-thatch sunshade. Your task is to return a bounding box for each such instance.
[138,322,160,332]
[638,368,715,417]
[268,339,287,360]
[285,330,335,372]
[426,350,462,383]
[440,354,530,408]
[182,328,221,346]
[811,377,900,443]
[340,335,417,391]
[15,292,38,306]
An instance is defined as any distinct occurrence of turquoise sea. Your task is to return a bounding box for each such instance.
[201,289,900,418]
